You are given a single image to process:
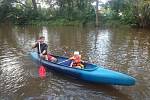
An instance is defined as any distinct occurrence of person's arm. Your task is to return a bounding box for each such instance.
[69,56,74,60]
[32,42,38,49]
[79,55,85,63]
[41,50,47,55]
[81,60,85,63]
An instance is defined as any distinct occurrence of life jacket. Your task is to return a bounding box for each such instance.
[71,55,81,63]
[70,55,84,67]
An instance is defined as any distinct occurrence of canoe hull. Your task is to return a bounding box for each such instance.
[30,52,136,86]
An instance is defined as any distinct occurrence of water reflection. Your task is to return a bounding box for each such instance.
[0,24,150,100]
[41,26,48,43]
[86,29,112,66]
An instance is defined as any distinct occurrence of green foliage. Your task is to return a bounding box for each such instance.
[0,0,149,27]
[105,0,150,27]
[0,0,96,26]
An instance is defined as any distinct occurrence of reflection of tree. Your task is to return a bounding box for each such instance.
[94,27,99,50]
[45,26,93,57]
[0,24,18,48]
[47,26,81,48]
[82,26,113,66]
[13,25,42,51]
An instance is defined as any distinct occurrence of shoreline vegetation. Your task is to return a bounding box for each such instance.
[24,20,131,28]
[0,0,150,28]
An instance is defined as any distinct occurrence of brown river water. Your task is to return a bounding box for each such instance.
[0,24,150,100]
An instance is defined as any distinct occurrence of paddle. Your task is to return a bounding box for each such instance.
[38,42,46,78]
[58,59,70,64]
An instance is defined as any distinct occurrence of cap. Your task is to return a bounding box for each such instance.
[74,51,79,55]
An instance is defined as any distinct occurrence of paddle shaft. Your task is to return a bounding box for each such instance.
[38,42,42,65]
[58,59,70,64]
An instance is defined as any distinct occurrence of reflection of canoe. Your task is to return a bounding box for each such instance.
[30,52,136,86]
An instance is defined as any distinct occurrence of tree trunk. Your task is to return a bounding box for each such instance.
[32,0,37,11]
[95,0,99,27]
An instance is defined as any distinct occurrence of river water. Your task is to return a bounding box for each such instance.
[0,24,150,100]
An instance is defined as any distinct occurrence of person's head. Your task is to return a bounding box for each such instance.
[74,51,79,55]
[39,36,45,43]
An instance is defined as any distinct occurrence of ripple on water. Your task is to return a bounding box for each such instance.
[0,46,27,96]
[26,72,117,100]
[1,26,150,100]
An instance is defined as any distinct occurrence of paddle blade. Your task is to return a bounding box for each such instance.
[38,66,46,78]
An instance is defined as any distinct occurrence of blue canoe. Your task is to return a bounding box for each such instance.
[30,52,136,86]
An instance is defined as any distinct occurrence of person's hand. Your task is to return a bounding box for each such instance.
[69,57,74,60]
[82,60,88,63]
[40,53,43,57]
[37,39,41,43]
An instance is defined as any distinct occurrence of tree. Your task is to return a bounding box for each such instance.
[32,0,37,11]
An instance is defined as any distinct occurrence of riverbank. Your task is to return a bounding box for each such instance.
[12,19,131,28]
[28,19,82,26]
[2,18,149,29]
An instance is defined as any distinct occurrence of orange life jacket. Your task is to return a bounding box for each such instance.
[70,55,82,66]
[71,55,81,63]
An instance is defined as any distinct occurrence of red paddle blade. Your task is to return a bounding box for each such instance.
[38,66,46,78]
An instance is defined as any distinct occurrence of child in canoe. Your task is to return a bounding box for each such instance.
[69,51,84,69]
